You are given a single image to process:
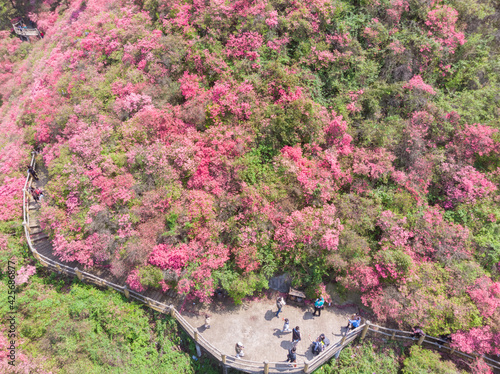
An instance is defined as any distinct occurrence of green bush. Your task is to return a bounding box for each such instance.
[0,275,194,374]
[316,343,399,374]
[402,346,465,374]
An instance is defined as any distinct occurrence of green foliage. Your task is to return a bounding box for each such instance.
[474,223,500,269]
[139,265,164,288]
[402,346,465,374]
[214,268,268,305]
[235,148,274,185]
[0,275,193,373]
[316,342,399,374]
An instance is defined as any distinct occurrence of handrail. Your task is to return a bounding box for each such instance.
[367,324,500,371]
[22,153,500,373]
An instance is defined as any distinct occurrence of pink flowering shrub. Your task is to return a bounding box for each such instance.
[386,0,409,24]
[425,5,466,53]
[448,123,498,163]
[403,75,436,95]
[440,163,496,208]
[15,265,37,286]
[226,32,263,61]
[352,148,395,180]
[274,205,343,254]
[0,177,25,221]
[126,269,145,292]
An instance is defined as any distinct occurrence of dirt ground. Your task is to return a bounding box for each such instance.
[180,293,359,364]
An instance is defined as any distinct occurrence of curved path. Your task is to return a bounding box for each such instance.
[23,153,500,373]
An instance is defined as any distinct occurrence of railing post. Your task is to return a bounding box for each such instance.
[194,330,199,342]
[391,331,396,340]
[123,285,130,299]
[75,267,83,281]
[56,264,61,274]
[264,360,269,374]
[303,360,309,373]
[170,307,176,318]
[360,321,370,341]
[340,332,347,345]
[450,347,456,355]
[417,334,425,346]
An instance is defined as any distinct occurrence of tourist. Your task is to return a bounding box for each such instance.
[29,187,40,202]
[204,314,211,329]
[276,296,285,317]
[292,326,301,347]
[312,296,325,316]
[282,318,291,333]
[235,342,244,358]
[438,334,452,348]
[410,326,424,339]
[310,333,330,355]
[347,315,361,330]
[27,165,39,181]
[286,346,297,366]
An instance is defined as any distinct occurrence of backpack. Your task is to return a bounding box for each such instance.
[322,337,330,347]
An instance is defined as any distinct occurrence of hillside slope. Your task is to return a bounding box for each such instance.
[0,0,499,360]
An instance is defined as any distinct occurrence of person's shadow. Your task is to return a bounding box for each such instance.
[280,340,293,351]
[273,328,283,338]
[303,311,314,320]
[197,325,208,333]
[264,310,275,321]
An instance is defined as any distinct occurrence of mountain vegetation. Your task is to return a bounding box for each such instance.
[0,0,499,367]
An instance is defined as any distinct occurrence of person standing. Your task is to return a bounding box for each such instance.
[276,296,286,317]
[235,342,245,358]
[312,296,325,317]
[292,326,301,347]
[204,314,211,329]
[286,346,297,366]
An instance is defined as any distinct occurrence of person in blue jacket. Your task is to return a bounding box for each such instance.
[312,296,325,316]
[347,315,361,330]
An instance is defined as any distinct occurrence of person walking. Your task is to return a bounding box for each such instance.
[204,314,211,329]
[282,318,291,333]
[27,165,39,181]
[235,342,245,358]
[292,326,301,347]
[286,346,297,366]
[29,187,40,202]
[276,296,286,317]
[312,296,325,317]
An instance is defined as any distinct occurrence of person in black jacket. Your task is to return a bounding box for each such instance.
[27,165,39,181]
[292,326,301,347]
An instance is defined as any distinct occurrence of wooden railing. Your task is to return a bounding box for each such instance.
[22,152,500,373]
[365,323,500,372]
